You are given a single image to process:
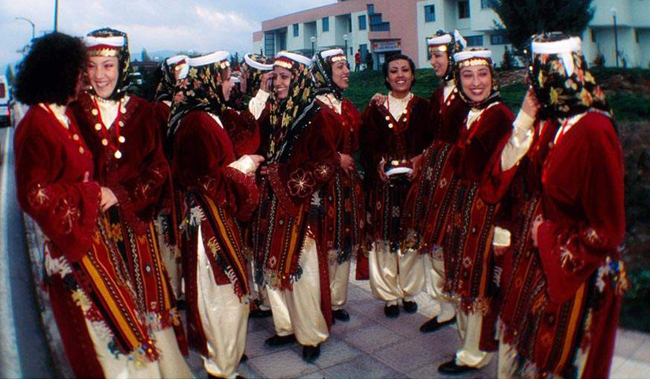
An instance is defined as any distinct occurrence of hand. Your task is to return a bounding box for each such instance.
[531,215,543,248]
[260,72,275,93]
[100,187,119,212]
[339,153,355,175]
[408,154,423,180]
[83,171,90,182]
[521,88,540,120]
[377,160,389,183]
[370,93,387,106]
[248,154,265,172]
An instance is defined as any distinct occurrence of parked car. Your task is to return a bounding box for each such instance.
[0,75,11,127]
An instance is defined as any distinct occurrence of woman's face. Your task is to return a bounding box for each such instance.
[430,50,449,78]
[220,67,234,101]
[386,59,414,95]
[331,61,350,90]
[460,65,492,103]
[86,56,119,99]
[273,66,293,100]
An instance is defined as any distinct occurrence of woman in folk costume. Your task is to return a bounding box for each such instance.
[359,54,434,318]
[436,48,514,375]
[311,48,366,324]
[483,33,627,378]
[152,54,189,303]
[72,28,191,378]
[250,51,340,363]
[14,32,160,378]
[401,30,467,334]
[168,51,263,379]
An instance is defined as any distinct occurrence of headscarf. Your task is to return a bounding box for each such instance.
[311,48,348,100]
[242,53,273,96]
[528,32,610,120]
[427,30,467,82]
[453,48,501,109]
[83,28,131,100]
[266,51,319,163]
[154,54,189,103]
[167,51,230,150]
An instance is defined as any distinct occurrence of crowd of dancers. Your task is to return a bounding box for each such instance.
[13,26,627,379]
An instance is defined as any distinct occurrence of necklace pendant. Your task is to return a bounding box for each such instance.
[101,139,108,146]
[114,150,122,159]
[118,136,126,143]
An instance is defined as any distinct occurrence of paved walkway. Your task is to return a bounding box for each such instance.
[184,266,650,378]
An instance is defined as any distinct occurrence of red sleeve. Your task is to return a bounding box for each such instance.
[172,112,259,221]
[108,100,170,227]
[266,109,340,214]
[538,114,625,304]
[359,103,382,182]
[14,115,100,263]
[220,108,261,157]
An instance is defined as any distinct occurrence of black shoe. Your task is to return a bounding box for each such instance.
[332,308,350,322]
[239,353,248,363]
[437,359,479,375]
[384,304,400,318]
[302,344,321,363]
[420,316,456,333]
[264,334,296,347]
[402,300,418,314]
[250,308,272,318]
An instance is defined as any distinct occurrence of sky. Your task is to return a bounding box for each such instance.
[0,0,337,72]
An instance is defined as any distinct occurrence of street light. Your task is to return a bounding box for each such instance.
[343,34,348,61]
[611,7,619,68]
[54,0,59,31]
[310,36,316,57]
[15,17,35,41]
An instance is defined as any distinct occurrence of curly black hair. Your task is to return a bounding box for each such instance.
[382,53,417,90]
[14,32,86,106]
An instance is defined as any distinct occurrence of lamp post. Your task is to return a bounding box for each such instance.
[310,36,316,57]
[611,7,619,68]
[343,34,348,60]
[15,17,35,41]
[54,0,59,31]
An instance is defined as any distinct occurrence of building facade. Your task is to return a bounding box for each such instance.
[253,0,650,69]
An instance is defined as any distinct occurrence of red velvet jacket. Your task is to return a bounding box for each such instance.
[455,103,514,182]
[220,108,261,157]
[429,85,468,144]
[154,100,171,139]
[172,111,259,221]
[360,95,433,185]
[537,112,625,304]
[15,105,101,262]
[72,94,169,231]
[263,108,341,216]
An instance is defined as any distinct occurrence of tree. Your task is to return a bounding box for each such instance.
[488,0,595,54]
[141,48,151,62]
[230,52,240,70]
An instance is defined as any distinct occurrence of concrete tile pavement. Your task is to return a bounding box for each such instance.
[184,263,650,379]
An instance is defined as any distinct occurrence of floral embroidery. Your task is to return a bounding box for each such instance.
[314,163,332,181]
[287,169,315,198]
[28,185,50,209]
[55,198,80,234]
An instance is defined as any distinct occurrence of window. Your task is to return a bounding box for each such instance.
[635,28,639,43]
[367,4,375,14]
[490,34,508,45]
[424,5,435,22]
[370,22,390,32]
[458,1,470,19]
[590,28,596,42]
[466,35,484,47]
[264,33,275,57]
[293,24,299,37]
[322,17,329,32]
[358,15,367,30]
[481,0,492,9]
[360,43,368,60]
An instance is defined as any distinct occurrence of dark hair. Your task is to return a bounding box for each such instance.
[382,53,416,90]
[14,32,86,106]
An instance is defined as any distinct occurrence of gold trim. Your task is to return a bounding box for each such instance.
[330,55,347,63]
[429,45,448,53]
[88,48,119,57]
[459,58,490,68]
[274,60,293,70]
